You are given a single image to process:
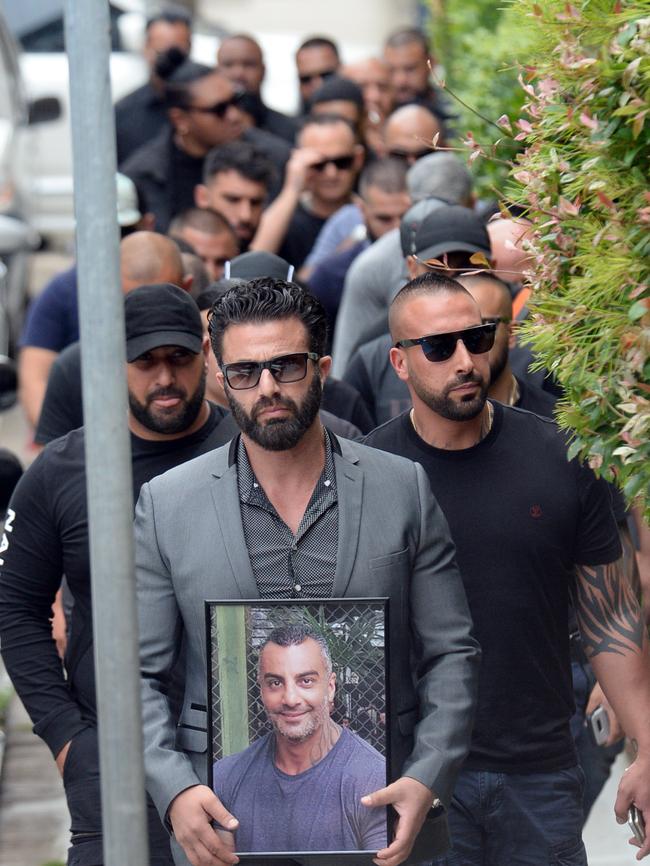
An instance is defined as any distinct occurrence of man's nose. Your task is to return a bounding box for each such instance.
[238,200,253,223]
[257,367,280,396]
[453,339,476,372]
[155,362,175,387]
[282,681,300,706]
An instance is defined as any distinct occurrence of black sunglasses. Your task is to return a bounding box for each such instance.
[311,154,356,173]
[299,69,337,86]
[482,315,511,326]
[188,91,244,119]
[388,147,432,163]
[395,323,496,363]
[222,352,320,390]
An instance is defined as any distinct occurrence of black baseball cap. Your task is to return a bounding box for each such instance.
[125,283,203,362]
[400,203,491,260]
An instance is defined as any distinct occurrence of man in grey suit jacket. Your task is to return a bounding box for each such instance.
[135,278,480,866]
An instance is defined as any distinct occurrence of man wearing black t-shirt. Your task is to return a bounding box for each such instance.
[364,272,650,864]
[0,284,236,866]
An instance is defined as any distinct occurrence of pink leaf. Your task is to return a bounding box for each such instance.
[579,112,599,130]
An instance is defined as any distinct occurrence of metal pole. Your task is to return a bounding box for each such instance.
[63,2,149,865]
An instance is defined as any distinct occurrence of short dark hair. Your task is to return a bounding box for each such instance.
[146,6,192,31]
[208,278,328,362]
[154,48,214,109]
[169,207,236,241]
[296,36,340,59]
[260,624,332,677]
[203,142,275,188]
[384,27,430,54]
[389,271,472,337]
[359,157,407,198]
[298,112,358,143]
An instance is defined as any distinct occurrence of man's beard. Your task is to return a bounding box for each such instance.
[129,368,206,435]
[267,693,331,744]
[412,370,489,422]
[226,373,322,451]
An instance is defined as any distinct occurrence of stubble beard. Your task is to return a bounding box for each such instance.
[413,370,489,422]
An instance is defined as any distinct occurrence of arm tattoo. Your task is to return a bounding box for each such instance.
[573,559,644,658]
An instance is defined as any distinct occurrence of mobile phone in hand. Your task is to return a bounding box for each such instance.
[628,805,646,845]
[587,705,610,746]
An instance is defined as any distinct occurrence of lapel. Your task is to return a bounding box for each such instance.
[332,437,364,596]
[209,445,259,599]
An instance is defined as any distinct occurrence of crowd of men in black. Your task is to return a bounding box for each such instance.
[1,6,650,866]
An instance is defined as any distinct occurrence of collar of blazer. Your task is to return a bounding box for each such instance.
[208,431,363,598]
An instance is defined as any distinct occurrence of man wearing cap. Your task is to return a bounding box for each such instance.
[18,175,154,428]
[331,156,474,377]
[0,284,235,866]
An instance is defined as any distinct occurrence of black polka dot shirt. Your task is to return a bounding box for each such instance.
[236,433,338,599]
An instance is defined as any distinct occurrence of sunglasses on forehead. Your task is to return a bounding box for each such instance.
[395,323,496,363]
[310,154,356,173]
[222,352,320,390]
[188,91,245,119]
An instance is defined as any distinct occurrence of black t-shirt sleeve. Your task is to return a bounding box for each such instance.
[35,352,84,445]
[573,459,622,566]
[0,456,87,756]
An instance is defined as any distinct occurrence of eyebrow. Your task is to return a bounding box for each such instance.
[262,669,320,681]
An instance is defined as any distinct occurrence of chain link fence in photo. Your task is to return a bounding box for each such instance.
[209,600,387,761]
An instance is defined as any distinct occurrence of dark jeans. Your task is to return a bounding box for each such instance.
[431,765,587,866]
[570,658,623,822]
[62,727,173,866]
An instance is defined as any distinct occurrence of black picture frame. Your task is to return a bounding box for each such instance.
[205,598,391,866]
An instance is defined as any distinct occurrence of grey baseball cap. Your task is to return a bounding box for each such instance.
[400,203,491,260]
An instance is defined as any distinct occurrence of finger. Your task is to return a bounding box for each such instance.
[636,831,650,860]
[205,796,239,831]
[614,787,633,823]
[362,784,394,808]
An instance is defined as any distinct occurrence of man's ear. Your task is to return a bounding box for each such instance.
[390,346,409,382]
[318,355,332,383]
[508,319,518,351]
[405,255,420,280]
[181,274,194,294]
[195,184,209,208]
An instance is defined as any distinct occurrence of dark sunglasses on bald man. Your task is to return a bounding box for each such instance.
[222,352,320,390]
[395,322,496,363]
[299,69,337,86]
[310,154,356,173]
[188,91,244,119]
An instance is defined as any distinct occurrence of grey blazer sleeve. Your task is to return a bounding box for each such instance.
[135,482,201,820]
[402,462,480,805]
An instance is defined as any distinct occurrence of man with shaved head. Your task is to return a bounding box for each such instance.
[363,271,650,865]
[18,176,153,427]
[169,208,239,280]
[383,104,443,165]
[217,33,297,143]
[34,232,190,445]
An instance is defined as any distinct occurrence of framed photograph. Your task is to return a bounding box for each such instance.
[205,598,390,865]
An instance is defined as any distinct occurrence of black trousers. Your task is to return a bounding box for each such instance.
[62,727,173,866]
